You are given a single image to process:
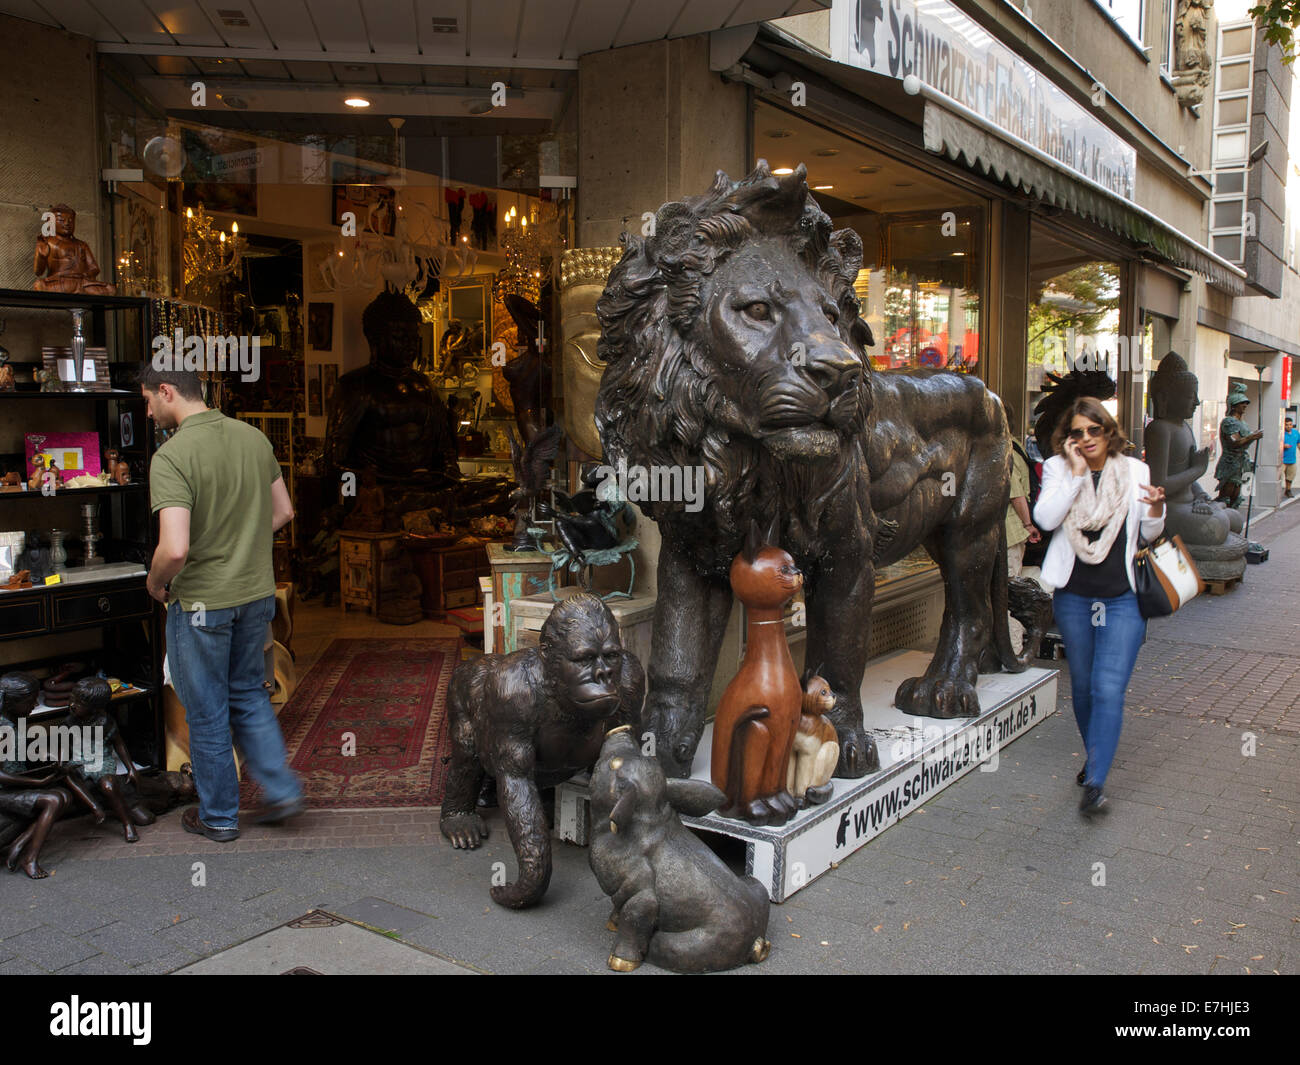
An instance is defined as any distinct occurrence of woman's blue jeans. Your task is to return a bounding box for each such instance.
[1052,589,1146,790]
[166,596,301,829]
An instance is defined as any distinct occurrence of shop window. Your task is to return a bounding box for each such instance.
[751,100,985,377]
[1026,224,1123,442]
[751,100,990,590]
[862,213,982,373]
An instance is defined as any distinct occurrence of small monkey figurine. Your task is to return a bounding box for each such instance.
[711,522,803,826]
[787,670,840,807]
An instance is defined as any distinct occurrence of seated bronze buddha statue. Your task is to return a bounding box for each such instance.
[1144,351,1247,580]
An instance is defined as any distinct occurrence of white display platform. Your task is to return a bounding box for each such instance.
[557,649,1058,902]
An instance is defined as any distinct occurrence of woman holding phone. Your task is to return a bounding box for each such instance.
[1033,397,1166,817]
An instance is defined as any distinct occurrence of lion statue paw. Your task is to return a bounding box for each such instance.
[895,675,981,720]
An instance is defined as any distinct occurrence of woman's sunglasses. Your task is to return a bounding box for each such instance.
[1068,425,1106,441]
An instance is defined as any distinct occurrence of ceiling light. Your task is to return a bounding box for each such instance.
[814,148,840,157]
[773,167,795,175]
[857,165,881,174]
[344,97,371,108]
[952,252,965,257]
[813,185,834,190]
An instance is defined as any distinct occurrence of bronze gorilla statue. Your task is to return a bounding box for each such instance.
[594,162,1043,780]
[440,593,645,909]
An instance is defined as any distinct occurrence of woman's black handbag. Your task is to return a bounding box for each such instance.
[1133,534,1205,618]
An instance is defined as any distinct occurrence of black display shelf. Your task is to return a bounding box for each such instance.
[0,483,147,502]
[0,288,148,312]
[0,387,142,400]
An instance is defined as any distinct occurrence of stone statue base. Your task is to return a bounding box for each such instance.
[557,649,1059,902]
[1186,531,1248,582]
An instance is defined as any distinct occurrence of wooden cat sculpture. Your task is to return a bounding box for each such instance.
[711,537,803,826]
[787,671,840,807]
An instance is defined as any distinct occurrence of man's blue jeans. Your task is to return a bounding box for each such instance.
[166,595,301,828]
[1052,589,1146,790]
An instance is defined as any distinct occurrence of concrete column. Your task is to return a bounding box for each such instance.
[578,36,748,247]
[576,35,747,599]
[1256,352,1285,508]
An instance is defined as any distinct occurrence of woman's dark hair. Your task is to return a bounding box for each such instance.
[1051,396,1129,458]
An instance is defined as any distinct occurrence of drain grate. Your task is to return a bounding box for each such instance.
[287,911,343,929]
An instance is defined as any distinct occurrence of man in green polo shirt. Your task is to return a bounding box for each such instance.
[141,367,302,842]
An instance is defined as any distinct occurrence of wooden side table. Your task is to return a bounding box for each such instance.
[486,542,557,655]
[340,531,389,614]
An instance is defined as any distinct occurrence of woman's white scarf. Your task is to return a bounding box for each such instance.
[1064,456,1130,564]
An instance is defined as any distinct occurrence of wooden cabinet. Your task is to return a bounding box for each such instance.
[405,539,499,617]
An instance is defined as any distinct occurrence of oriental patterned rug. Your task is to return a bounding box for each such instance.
[240,637,463,810]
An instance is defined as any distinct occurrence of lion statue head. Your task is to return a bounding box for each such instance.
[594,162,875,576]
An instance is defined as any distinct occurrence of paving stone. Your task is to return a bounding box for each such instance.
[0,926,101,970]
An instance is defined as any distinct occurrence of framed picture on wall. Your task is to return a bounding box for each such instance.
[321,364,339,417]
[307,365,322,417]
[308,302,334,351]
[330,161,396,236]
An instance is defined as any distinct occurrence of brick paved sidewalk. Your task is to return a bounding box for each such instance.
[0,507,1295,975]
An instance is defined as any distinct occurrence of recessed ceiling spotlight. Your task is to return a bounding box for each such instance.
[344,97,371,108]
[772,167,795,175]
[813,184,834,190]
[857,165,881,174]
[814,148,840,157]
[766,129,794,138]
[952,251,966,257]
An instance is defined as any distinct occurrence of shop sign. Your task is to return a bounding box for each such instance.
[831,0,1136,199]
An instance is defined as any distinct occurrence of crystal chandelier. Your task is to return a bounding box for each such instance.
[498,203,544,302]
[183,205,245,286]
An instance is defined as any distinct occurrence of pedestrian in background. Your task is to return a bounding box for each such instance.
[1283,416,1298,498]
[140,367,303,841]
[1005,407,1041,651]
[1034,397,1165,817]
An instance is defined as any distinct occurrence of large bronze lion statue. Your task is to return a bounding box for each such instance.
[594,162,1046,780]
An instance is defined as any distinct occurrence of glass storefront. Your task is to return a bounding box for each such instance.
[97,55,577,512]
[753,101,985,377]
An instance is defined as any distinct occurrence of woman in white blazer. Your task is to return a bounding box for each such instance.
[1033,397,1165,817]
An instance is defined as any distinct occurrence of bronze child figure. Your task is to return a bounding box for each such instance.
[57,678,144,843]
[0,672,70,879]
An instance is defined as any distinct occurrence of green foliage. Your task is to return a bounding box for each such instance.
[1250,1,1300,63]
[1027,263,1120,368]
